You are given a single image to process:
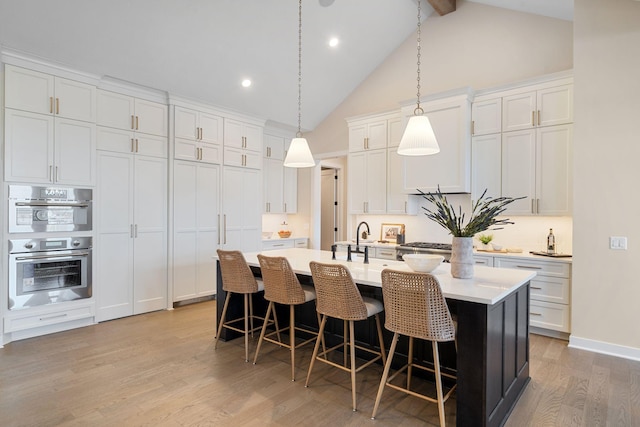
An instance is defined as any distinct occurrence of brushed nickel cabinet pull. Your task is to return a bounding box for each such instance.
[531,199,535,214]
[223,215,227,244]
[56,98,59,114]
[530,286,543,290]
[536,198,540,214]
[55,166,59,182]
[135,139,139,153]
[537,110,541,126]
[217,214,221,244]
[532,111,535,127]
[284,203,287,213]
[40,313,68,321]
[530,312,543,316]
[131,115,135,130]
[134,224,138,238]
[200,127,203,140]
[131,138,135,153]
[130,224,134,238]
[471,120,475,135]
[50,97,54,114]
[517,265,542,270]
[404,201,407,213]
[49,165,53,182]
[135,116,139,130]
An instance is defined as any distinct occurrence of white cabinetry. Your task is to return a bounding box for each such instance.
[348,119,387,152]
[263,133,297,214]
[224,118,263,169]
[221,166,262,252]
[348,149,387,214]
[96,151,167,321]
[5,64,96,122]
[502,84,573,132]
[494,257,571,334]
[402,90,472,194]
[173,161,220,301]
[97,90,167,137]
[471,97,502,202]
[386,116,418,215]
[4,109,96,185]
[174,106,223,164]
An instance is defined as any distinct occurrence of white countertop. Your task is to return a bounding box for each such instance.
[241,248,535,305]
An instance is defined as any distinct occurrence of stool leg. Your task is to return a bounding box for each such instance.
[214,292,232,349]
[244,294,250,362]
[290,305,296,381]
[317,311,327,359]
[349,320,357,411]
[407,336,414,390]
[253,301,273,365]
[273,305,282,344]
[371,332,399,420]
[305,314,327,388]
[374,313,386,364]
[249,294,255,337]
[433,341,446,427]
[343,320,348,367]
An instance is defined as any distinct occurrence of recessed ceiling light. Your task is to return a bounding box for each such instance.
[329,37,339,48]
[241,79,252,88]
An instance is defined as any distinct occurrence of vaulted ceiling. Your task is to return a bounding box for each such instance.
[0,0,573,131]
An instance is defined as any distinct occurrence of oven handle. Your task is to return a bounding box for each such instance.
[15,252,90,261]
[14,202,90,207]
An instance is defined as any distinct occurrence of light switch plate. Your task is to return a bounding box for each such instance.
[610,236,628,250]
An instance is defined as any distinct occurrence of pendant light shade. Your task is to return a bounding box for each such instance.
[397,115,440,156]
[397,0,439,157]
[284,0,315,168]
[284,137,315,167]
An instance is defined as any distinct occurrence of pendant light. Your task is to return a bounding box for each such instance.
[284,0,315,168]
[397,0,440,156]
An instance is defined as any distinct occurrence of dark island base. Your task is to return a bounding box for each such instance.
[216,262,530,427]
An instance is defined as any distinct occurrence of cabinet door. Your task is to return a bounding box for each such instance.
[200,142,222,164]
[366,149,387,214]
[264,157,284,213]
[195,164,220,295]
[283,166,297,214]
[54,118,96,186]
[243,123,263,152]
[502,129,536,215]
[223,119,243,148]
[223,146,260,169]
[175,138,198,162]
[134,99,168,137]
[97,126,134,154]
[367,120,387,150]
[174,107,198,140]
[199,112,223,144]
[54,77,96,122]
[387,148,416,214]
[222,167,261,252]
[136,134,168,158]
[4,65,54,115]
[537,85,573,127]
[348,124,368,152]
[97,90,135,130]
[472,98,501,136]
[387,117,403,148]
[502,91,536,132]
[173,161,199,301]
[264,134,285,160]
[403,98,471,193]
[4,109,54,183]
[471,133,502,202]
[536,124,572,215]
[96,152,135,321]
[133,156,167,314]
[348,152,367,214]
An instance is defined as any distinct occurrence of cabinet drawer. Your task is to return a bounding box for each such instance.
[262,240,295,250]
[530,276,570,304]
[473,255,494,267]
[294,238,308,248]
[375,248,397,260]
[494,258,570,278]
[530,300,570,333]
[5,303,95,333]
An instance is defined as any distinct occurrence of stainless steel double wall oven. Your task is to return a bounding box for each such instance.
[7,185,93,310]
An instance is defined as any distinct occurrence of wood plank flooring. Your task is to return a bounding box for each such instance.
[1,300,639,426]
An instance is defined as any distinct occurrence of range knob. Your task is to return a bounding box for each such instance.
[24,242,35,249]
[72,240,81,247]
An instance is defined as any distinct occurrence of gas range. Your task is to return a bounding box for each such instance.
[396,242,453,261]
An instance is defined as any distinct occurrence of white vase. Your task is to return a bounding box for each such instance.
[451,237,474,279]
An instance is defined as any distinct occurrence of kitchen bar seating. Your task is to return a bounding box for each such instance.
[214,250,266,362]
[253,254,323,381]
[306,261,387,411]
[371,269,457,426]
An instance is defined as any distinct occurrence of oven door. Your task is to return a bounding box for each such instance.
[9,201,92,233]
[9,249,92,310]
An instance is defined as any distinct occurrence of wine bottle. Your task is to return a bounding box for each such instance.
[547,228,556,254]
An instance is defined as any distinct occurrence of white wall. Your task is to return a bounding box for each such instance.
[571,0,640,356]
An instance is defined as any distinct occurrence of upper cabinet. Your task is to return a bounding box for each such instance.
[348,119,387,152]
[263,133,297,214]
[97,90,168,137]
[5,65,96,123]
[502,84,573,132]
[471,98,501,136]
[223,118,263,169]
[401,89,473,194]
[174,106,223,164]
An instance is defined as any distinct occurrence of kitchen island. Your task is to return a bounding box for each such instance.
[216,248,535,427]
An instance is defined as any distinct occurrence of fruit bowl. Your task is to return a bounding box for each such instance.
[278,230,292,238]
[403,254,444,273]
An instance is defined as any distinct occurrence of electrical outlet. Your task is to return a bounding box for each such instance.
[610,236,628,250]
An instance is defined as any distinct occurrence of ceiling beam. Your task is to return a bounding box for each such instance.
[428,0,456,16]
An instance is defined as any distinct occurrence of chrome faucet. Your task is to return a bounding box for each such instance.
[356,221,370,253]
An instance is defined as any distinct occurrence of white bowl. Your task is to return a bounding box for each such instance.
[403,254,444,273]
[491,243,503,251]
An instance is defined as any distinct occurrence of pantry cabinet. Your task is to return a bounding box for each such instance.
[96,151,167,321]
[173,161,220,301]
[221,166,262,253]
[4,109,96,185]
[5,64,96,122]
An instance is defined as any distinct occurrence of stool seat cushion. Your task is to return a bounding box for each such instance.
[301,284,317,302]
[257,279,264,292]
[363,296,384,317]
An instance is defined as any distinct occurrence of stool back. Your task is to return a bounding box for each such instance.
[309,261,367,320]
[216,250,259,294]
[257,255,306,304]
[380,269,455,342]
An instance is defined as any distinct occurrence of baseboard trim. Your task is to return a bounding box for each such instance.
[568,335,640,362]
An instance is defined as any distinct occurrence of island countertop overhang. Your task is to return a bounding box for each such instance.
[238,248,535,305]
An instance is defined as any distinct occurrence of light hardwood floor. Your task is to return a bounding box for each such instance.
[1,300,639,426]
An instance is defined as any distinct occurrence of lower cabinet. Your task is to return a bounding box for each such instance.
[96,151,168,321]
[173,161,220,301]
[262,238,308,251]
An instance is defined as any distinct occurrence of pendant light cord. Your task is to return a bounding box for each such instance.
[414,0,423,116]
[297,0,303,138]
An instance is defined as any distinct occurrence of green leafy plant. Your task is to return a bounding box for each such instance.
[478,233,493,245]
[419,187,525,237]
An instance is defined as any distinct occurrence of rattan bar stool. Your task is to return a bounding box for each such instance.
[305,261,387,412]
[214,249,268,362]
[371,269,457,427]
[252,254,323,381]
